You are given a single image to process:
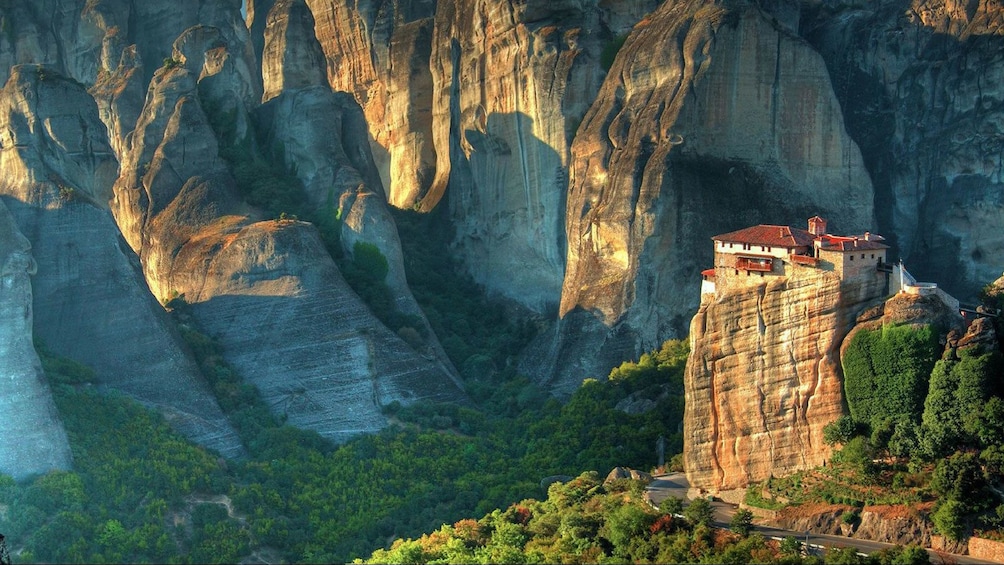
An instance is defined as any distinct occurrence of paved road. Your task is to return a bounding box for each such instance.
[646,473,997,564]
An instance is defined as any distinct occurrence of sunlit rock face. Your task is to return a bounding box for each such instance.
[0,64,245,460]
[0,199,71,480]
[684,265,886,491]
[111,25,466,444]
[805,0,1004,299]
[277,0,437,209]
[427,0,608,313]
[256,1,460,380]
[528,0,874,394]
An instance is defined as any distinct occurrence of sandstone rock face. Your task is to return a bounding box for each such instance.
[538,0,874,392]
[257,10,458,378]
[111,29,466,443]
[428,0,606,312]
[805,0,1004,299]
[840,291,965,361]
[0,64,244,460]
[773,503,932,547]
[684,264,886,490]
[301,0,437,209]
[0,198,72,480]
[261,0,328,102]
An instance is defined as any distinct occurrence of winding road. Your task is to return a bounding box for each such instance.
[645,473,997,564]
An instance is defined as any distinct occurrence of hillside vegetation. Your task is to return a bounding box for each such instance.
[0,330,685,563]
[760,321,1004,544]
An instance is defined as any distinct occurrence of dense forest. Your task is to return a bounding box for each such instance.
[359,471,930,565]
[0,219,688,563]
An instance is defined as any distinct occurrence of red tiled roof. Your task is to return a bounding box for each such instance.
[701,268,716,277]
[712,225,815,248]
[817,235,889,251]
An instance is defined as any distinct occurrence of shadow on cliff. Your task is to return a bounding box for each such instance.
[1,195,247,459]
[800,0,1004,299]
[443,110,568,316]
[185,289,470,442]
[524,152,827,397]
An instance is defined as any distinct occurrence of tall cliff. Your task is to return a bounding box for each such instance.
[107,17,466,443]
[684,263,886,491]
[0,0,1002,482]
[0,64,244,459]
[527,0,874,394]
[0,198,71,480]
[284,0,650,312]
[804,0,1004,297]
[0,0,468,477]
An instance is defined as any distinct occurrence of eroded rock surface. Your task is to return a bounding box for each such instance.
[684,264,886,490]
[111,29,466,443]
[533,0,874,393]
[0,64,245,459]
[0,198,71,480]
[428,0,607,312]
[805,0,1004,298]
[256,5,458,378]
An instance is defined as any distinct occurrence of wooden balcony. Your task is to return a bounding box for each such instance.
[736,256,773,272]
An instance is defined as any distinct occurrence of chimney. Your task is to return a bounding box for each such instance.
[864,232,871,241]
[808,216,827,236]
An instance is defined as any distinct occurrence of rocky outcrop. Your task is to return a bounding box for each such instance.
[840,291,966,361]
[260,0,328,102]
[0,64,244,460]
[428,0,607,312]
[684,263,886,490]
[110,27,466,443]
[773,503,933,548]
[0,198,72,480]
[804,0,1004,299]
[296,0,437,209]
[531,0,874,393]
[256,3,458,377]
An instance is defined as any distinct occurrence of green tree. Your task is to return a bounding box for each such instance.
[823,415,860,446]
[684,497,714,527]
[931,498,967,541]
[841,324,938,426]
[930,452,984,503]
[603,503,652,555]
[921,349,1003,457]
[729,508,754,536]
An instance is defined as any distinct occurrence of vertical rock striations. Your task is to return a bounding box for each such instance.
[0,64,245,459]
[534,0,874,393]
[427,0,606,312]
[111,24,466,444]
[684,263,886,491]
[0,198,71,480]
[804,0,1004,298]
[256,0,459,379]
[300,0,438,209]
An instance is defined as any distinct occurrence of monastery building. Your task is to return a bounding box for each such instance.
[702,216,889,297]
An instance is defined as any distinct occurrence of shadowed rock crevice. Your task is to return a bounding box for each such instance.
[802,0,1004,300]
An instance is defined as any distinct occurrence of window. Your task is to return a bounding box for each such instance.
[850,255,854,261]
[861,254,865,259]
[871,254,875,259]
